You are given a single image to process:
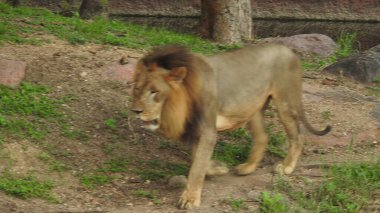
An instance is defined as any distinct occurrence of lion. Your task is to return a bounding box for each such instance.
[131,44,331,209]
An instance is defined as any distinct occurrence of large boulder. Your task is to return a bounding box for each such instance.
[259,34,337,58]
[323,44,380,83]
[0,58,26,88]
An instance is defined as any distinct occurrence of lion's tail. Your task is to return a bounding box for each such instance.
[299,107,331,136]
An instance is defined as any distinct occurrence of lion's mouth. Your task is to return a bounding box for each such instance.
[142,119,159,126]
[140,119,160,131]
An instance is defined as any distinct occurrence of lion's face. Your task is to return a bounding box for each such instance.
[131,66,171,131]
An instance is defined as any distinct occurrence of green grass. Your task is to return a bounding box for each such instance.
[302,32,357,72]
[266,129,287,158]
[213,127,286,166]
[0,3,236,54]
[134,160,188,181]
[228,198,247,212]
[98,158,130,173]
[104,118,117,130]
[0,82,62,141]
[61,124,89,141]
[80,173,112,189]
[38,152,70,172]
[321,110,333,120]
[79,158,130,189]
[213,140,251,166]
[260,191,289,213]
[132,190,161,205]
[0,81,88,143]
[276,159,380,212]
[0,173,55,201]
[367,77,380,97]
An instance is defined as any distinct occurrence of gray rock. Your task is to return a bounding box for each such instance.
[323,44,380,83]
[0,58,26,88]
[259,34,337,58]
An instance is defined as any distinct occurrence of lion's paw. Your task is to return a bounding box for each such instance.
[274,163,294,175]
[207,160,229,176]
[177,190,201,209]
[235,163,257,176]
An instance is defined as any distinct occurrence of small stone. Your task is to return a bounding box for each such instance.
[53,52,63,57]
[128,178,144,183]
[119,56,130,65]
[313,148,328,154]
[168,175,187,188]
[80,72,88,77]
[247,190,262,202]
[247,205,259,212]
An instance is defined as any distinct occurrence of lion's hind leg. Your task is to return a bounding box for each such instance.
[235,112,269,175]
[273,100,304,175]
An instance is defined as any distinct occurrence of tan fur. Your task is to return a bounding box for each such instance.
[131,44,331,209]
[159,81,191,139]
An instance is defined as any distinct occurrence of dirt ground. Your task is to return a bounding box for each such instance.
[0,37,379,213]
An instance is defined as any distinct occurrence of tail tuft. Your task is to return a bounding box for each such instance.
[315,125,332,136]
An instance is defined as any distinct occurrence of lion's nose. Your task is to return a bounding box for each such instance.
[131,109,143,114]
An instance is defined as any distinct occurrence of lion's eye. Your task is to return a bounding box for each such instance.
[150,90,159,95]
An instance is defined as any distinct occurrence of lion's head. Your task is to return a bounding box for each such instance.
[131,46,200,139]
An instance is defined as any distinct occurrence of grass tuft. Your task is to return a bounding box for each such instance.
[0,82,62,141]
[134,160,188,181]
[80,174,112,189]
[302,32,357,72]
[0,173,55,201]
[276,159,380,212]
[260,191,289,213]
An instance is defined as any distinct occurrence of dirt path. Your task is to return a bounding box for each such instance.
[0,40,379,212]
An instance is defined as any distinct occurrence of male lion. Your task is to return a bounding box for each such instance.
[131,44,331,209]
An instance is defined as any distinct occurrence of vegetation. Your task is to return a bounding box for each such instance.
[227,198,247,212]
[302,32,357,71]
[260,191,288,213]
[367,77,380,97]
[275,159,380,212]
[132,190,161,205]
[133,160,188,181]
[38,152,70,172]
[0,3,236,54]
[0,173,55,201]
[0,82,63,142]
[213,126,286,166]
[80,173,112,189]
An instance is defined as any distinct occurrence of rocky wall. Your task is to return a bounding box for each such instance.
[10,0,380,22]
[109,0,380,22]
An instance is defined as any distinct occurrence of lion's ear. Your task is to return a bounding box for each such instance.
[168,67,188,82]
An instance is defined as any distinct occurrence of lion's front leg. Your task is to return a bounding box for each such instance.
[192,139,229,176]
[178,130,217,209]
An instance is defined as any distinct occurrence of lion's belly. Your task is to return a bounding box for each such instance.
[216,115,246,131]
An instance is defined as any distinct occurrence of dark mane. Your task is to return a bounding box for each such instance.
[142,45,195,72]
